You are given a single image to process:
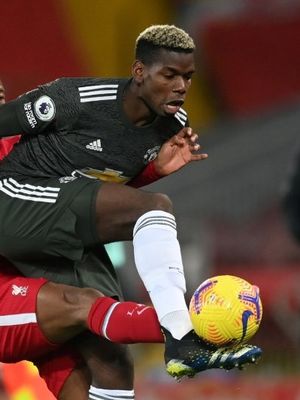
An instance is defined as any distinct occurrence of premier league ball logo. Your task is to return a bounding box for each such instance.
[34,95,56,121]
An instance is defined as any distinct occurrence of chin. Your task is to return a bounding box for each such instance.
[162,109,176,117]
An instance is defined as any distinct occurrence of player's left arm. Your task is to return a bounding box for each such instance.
[153,126,208,177]
[128,127,208,188]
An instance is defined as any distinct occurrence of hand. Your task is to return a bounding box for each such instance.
[153,127,208,176]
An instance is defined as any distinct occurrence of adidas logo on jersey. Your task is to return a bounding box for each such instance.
[86,139,103,152]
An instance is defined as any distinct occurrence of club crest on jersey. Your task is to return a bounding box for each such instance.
[59,176,78,183]
[34,95,56,121]
[143,145,160,164]
[11,284,28,296]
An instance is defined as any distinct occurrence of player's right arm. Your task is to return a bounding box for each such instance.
[0,100,24,137]
[0,79,78,138]
[0,96,57,137]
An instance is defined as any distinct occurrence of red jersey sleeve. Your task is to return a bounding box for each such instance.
[127,161,163,188]
[0,136,20,161]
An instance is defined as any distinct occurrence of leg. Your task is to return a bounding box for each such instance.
[0,174,262,385]
[74,333,135,400]
[94,182,173,242]
[0,179,166,395]
[36,282,163,345]
[94,183,193,339]
[76,333,133,389]
[36,281,161,400]
[38,346,134,400]
[35,348,90,400]
[58,366,90,400]
[36,266,262,384]
[0,177,138,399]
[93,184,263,378]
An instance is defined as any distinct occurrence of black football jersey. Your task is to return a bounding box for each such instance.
[0,77,189,183]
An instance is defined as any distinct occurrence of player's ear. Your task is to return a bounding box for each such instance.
[132,60,144,84]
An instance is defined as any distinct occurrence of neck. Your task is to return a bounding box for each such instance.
[123,80,156,127]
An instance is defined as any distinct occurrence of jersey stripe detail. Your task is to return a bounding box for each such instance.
[80,90,117,97]
[80,96,117,103]
[178,107,187,116]
[78,84,118,103]
[0,313,37,326]
[78,84,118,91]
[174,108,188,126]
[0,178,60,203]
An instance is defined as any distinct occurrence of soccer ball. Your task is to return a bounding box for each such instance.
[189,275,263,346]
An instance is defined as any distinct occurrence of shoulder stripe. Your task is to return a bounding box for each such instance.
[78,86,118,103]
[78,84,119,91]
[80,89,117,97]
[80,96,117,103]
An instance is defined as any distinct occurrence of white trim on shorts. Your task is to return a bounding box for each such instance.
[0,177,60,203]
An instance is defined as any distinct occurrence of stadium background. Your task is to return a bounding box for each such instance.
[2,0,300,398]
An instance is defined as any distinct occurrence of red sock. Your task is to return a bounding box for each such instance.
[87,297,164,343]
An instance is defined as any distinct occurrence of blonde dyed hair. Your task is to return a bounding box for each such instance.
[136,24,195,52]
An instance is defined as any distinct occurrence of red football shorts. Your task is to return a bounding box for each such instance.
[0,257,83,397]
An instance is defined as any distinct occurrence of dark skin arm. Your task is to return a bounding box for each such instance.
[0,101,24,137]
[153,127,208,177]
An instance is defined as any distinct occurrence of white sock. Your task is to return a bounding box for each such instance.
[89,386,135,400]
[133,210,193,339]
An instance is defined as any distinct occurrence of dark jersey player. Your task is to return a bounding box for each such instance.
[0,77,191,182]
[0,25,261,399]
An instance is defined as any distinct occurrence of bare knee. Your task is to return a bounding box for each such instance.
[148,192,173,213]
[98,183,173,215]
[95,183,174,242]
